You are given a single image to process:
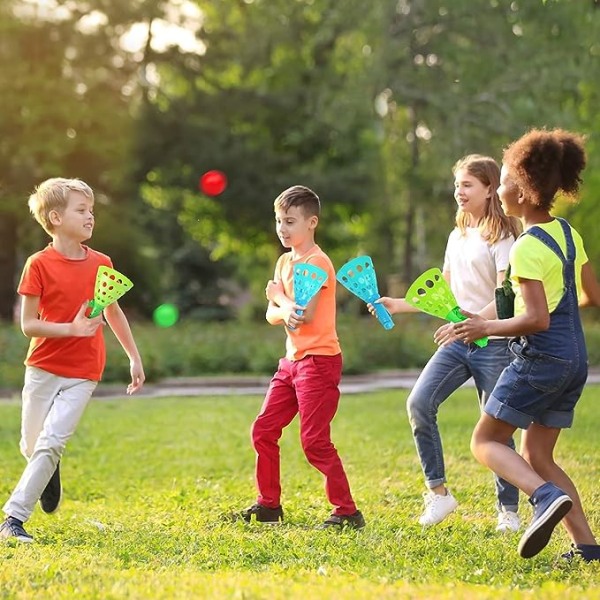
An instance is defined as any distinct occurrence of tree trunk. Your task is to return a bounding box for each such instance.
[0,211,18,321]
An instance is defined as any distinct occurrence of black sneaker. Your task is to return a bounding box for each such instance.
[240,503,284,524]
[40,462,62,514]
[321,510,366,530]
[561,543,600,563]
[0,517,34,543]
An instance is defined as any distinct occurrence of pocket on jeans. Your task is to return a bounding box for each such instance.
[527,354,572,393]
[310,355,342,386]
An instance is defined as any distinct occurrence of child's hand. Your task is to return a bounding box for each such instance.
[70,302,104,337]
[265,280,285,303]
[453,310,488,344]
[284,305,305,329]
[368,297,396,315]
[433,322,457,347]
[127,360,145,395]
[367,296,394,317]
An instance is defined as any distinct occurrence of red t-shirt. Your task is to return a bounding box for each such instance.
[18,244,113,381]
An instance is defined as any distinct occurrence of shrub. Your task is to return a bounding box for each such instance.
[2,313,600,389]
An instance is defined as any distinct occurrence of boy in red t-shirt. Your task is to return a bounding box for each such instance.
[0,178,145,543]
[239,185,364,529]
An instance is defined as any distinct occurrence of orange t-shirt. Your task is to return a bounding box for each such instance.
[18,244,113,381]
[274,245,341,361]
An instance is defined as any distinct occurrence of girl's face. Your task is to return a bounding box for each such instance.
[497,165,522,218]
[453,168,490,224]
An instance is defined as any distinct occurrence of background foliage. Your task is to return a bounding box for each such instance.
[1,0,600,322]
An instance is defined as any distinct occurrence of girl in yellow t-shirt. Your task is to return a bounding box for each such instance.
[455,129,600,562]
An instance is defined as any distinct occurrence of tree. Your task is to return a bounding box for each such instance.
[0,0,163,320]
[370,0,600,286]
[134,0,382,314]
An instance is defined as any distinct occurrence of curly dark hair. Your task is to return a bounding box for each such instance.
[502,128,586,210]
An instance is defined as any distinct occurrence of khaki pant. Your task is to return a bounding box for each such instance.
[3,367,97,522]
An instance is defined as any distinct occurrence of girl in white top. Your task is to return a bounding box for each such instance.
[374,155,522,530]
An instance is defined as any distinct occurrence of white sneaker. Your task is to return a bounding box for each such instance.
[496,508,520,532]
[418,490,458,526]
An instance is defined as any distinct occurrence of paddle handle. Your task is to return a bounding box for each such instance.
[445,307,488,348]
[88,300,104,319]
[373,300,394,330]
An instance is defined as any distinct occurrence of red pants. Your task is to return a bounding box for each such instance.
[251,354,357,516]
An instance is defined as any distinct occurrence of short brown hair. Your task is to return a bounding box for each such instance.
[274,185,321,218]
[28,178,94,234]
[503,128,586,210]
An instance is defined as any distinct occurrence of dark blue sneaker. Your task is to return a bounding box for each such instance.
[518,482,572,558]
[0,517,34,543]
[40,462,62,514]
[561,543,600,563]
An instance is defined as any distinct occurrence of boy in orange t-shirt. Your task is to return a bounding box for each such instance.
[240,185,364,529]
[0,178,145,544]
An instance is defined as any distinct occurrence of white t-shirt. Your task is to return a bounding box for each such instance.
[442,227,514,313]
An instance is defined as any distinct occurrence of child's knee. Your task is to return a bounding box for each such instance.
[301,436,332,462]
[251,420,279,448]
[34,433,66,459]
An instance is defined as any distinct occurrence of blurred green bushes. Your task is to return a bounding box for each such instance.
[2,314,600,390]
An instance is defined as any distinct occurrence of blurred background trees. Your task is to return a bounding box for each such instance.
[1,0,599,322]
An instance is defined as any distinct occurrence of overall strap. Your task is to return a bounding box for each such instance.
[525,218,576,286]
[525,226,565,263]
[555,217,576,263]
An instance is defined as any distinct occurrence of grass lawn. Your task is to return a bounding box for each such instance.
[1,386,599,599]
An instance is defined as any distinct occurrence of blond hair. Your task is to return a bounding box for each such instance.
[28,178,94,234]
[452,154,521,244]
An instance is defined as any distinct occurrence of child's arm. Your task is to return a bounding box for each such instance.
[579,261,600,307]
[368,267,452,317]
[21,295,104,338]
[454,277,550,342]
[103,302,145,395]
[265,280,304,328]
[436,268,507,346]
[370,297,421,315]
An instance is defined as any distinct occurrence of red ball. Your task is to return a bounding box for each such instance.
[199,170,227,196]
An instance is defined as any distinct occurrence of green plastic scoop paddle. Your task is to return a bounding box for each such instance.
[88,266,134,318]
[405,267,488,348]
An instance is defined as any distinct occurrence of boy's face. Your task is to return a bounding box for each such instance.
[275,205,317,249]
[50,191,95,241]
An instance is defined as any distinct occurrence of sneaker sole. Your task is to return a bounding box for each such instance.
[0,533,34,544]
[418,502,459,526]
[518,495,573,558]
[15,535,34,543]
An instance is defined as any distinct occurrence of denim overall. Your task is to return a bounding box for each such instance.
[485,218,588,430]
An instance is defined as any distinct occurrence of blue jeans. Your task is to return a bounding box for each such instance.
[407,339,519,511]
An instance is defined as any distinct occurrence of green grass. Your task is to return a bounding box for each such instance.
[1,387,599,599]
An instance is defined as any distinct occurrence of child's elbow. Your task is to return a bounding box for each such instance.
[535,314,551,332]
[21,322,34,338]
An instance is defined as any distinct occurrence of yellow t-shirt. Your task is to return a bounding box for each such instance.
[273,245,341,361]
[510,219,588,315]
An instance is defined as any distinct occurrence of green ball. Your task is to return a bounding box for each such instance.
[153,303,179,328]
